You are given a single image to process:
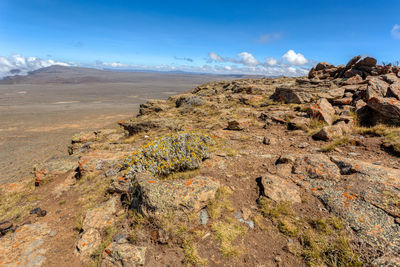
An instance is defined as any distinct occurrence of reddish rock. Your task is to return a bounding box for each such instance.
[387,82,400,100]
[307,98,336,125]
[355,56,377,68]
[312,125,344,141]
[365,77,389,100]
[345,55,362,69]
[367,96,400,120]
[342,74,364,85]
[315,62,335,71]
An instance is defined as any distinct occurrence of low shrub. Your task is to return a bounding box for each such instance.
[124,131,213,177]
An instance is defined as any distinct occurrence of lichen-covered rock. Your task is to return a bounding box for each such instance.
[288,117,310,130]
[283,154,400,255]
[367,96,400,120]
[101,241,146,267]
[260,175,301,204]
[0,223,52,267]
[365,77,389,100]
[76,197,119,259]
[132,173,219,222]
[307,98,335,125]
[312,124,344,141]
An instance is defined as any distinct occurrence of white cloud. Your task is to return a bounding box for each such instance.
[208,51,260,67]
[282,50,308,65]
[265,57,278,66]
[208,52,224,62]
[237,52,260,67]
[391,24,400,39]
[0,54,70,78]
[101,62,128,68]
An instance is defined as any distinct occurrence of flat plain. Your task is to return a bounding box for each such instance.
[0,67,240,183]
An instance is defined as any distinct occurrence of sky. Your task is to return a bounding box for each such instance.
[0,0,399,77]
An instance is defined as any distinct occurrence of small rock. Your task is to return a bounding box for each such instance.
[298,142,309,148]
[227,120,244,131]
[263,136,278,145]
[241,207,252,220]
[49,230,57,237]
[347,152,359,157]
[0,221,13,235]
[200,209,209,225]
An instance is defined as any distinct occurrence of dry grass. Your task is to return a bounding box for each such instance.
[307,119,327,136]
[257,197,362,266]
[356,124,400,153]
[207,186,234,220]
[0,185,35,222]
[320,137,350,152]
[211,218,247,257]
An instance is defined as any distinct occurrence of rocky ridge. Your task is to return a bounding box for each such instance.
[1,56,400,266]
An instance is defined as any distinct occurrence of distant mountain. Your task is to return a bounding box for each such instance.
[0,65,260,84]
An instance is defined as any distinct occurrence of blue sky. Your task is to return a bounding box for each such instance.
[0,0,399,77]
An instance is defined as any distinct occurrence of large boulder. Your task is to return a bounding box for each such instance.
[365,77,389,100]
[272,80,343,104]
[307,98,336,125]
[132,174,219,222]
[367,96,400,120]
[387,82,400,100]
[0,223,53,266]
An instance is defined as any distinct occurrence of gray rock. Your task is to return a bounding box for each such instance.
[200,209,209,225]
[101,241,146,267]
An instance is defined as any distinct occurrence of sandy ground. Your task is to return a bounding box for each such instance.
[0,74,234,184]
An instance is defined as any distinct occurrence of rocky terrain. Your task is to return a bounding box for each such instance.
[1,56,400,266]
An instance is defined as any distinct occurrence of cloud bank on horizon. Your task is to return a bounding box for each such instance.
[0,49,311,78]
[0,55,71,78]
